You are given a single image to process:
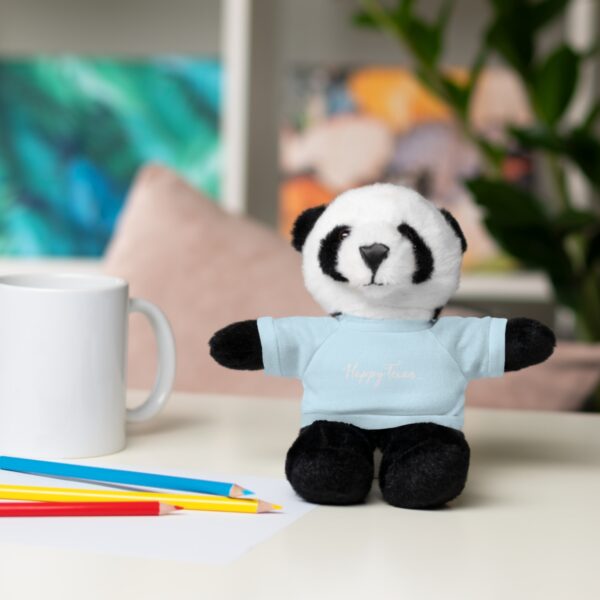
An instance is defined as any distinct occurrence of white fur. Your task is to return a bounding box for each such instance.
[302,184,463,319]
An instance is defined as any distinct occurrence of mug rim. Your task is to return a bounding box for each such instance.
[0,272,128,293]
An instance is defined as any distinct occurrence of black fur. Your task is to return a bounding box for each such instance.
[504,318,556,372]
[209,320,264,370]
[291,205,327,252]
[377,423,470,509]
[431,306,443,323]
[439,208,467,253]
[318,226,350,282]
[286,420,469,508]
[286,420,375,505]
[397,223,434,284]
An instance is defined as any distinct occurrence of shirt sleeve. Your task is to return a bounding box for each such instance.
[256,317,339,378]
[431,316,507,380]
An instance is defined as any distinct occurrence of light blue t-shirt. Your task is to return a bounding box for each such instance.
[257,315,507,431]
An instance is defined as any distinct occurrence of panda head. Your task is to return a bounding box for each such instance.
[291,184,467,320]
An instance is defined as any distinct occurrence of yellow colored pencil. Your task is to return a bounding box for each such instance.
[0,484,281,514]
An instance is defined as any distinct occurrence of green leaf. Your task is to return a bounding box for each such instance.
[587,232,600,267]
[489,0,569,30]
[531,0,570,29]
[510,125,600,192]
[352,10,378,29]
[478,138,507,167]
[394,0,415,23]
[484,1,570,77]
[402,19,442,66]
[553,210,599,235]
[466,177,548,226]
[414,65,438,94]
[509,126,563,152]
[564,129,600,190]
[439,75,469,115]
[356,1,444,66]
[485,13,534,75]
[484,218,574,294]
[415,65,467,114]
[467,176,574,293]
[489,0,522,12]
[532,45,579,124]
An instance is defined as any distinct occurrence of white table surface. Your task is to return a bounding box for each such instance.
[1,391,599,600]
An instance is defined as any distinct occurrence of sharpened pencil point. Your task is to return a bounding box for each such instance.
[159,503,181,515]
[229,484,245,498]
[257,500,283,513]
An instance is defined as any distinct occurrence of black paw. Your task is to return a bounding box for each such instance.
[209,320,263,370]
[378,423,470,509]
[285,421,374,505]
[505,318,556,372]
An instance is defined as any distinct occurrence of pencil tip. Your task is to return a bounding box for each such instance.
[229,484,243,498]
[230,485,255,498]
[159,503,181,515]
[257,500,283,513]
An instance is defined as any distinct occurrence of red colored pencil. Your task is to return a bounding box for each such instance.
[0,501,180,517]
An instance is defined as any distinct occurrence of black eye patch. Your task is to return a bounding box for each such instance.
[318,226,350,282]
[398,223,434,284]
[439,208,467,253]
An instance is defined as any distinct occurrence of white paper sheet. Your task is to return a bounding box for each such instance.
[0,469,315,564]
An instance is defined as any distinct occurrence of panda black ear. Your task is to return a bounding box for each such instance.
[291,205,327,252]
[439,208,467,253]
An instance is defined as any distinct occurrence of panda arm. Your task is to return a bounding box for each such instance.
[504,318,556,372]
[209,320,263,370]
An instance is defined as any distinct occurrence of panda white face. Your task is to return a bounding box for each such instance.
[293,184,466,320]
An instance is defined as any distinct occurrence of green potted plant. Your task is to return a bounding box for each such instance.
[354,0,600,407]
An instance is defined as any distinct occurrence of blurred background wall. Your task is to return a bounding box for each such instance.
[0,0,585,236]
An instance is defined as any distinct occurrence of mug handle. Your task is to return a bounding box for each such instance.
[126,298,176,423]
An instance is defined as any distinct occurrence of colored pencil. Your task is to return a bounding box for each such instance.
[0,484,281,514]
[0,501,179,517]
[0,456,253,498]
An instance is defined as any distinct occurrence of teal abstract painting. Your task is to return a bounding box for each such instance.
[0,56,222,256]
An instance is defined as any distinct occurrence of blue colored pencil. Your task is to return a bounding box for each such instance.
[0,456,254,498]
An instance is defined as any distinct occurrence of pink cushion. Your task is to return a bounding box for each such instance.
[467,339,600,411]
[103,164,320,397]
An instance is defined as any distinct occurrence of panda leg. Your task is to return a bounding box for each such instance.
[377,422,470,509]
[285,420,375,505]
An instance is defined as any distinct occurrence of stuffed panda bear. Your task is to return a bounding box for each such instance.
[209,184,556,509]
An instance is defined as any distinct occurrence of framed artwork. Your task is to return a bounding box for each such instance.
[280,66,535,272]
[0,56,221,256]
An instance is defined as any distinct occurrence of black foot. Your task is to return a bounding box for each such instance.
[285,420,374,505]
[378,423,470,509]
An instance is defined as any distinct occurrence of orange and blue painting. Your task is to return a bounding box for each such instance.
[0,56,221,256]
[280,66,535,271]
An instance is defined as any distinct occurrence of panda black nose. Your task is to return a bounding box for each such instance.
[359,243,390,273]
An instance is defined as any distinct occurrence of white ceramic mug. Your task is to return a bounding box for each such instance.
[0,273,176,458]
